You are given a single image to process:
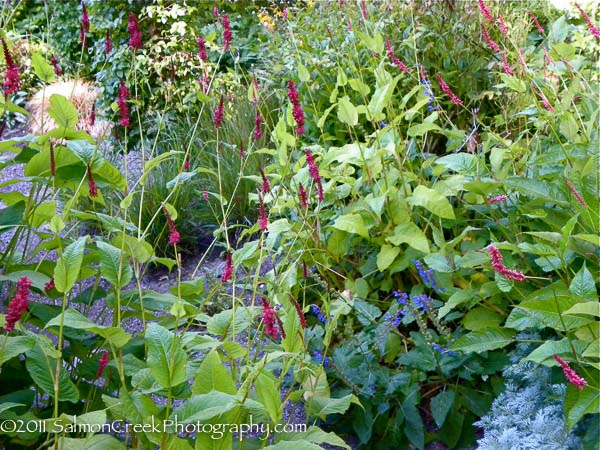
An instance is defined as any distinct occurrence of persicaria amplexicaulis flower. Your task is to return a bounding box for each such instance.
[221,252,233,282]
[2,38,19,95]
[436,75,463,106]
[213,4,219,18]
[261,298,279,339]
[254,109,263,141]
[81,1,90,33]
[536,89,555,113]
[183,155,190,170]
[162,208,180,245]
[518,48,527,69]
[87,164,98,197]
[197,36,208,62]
[487,194,507,204]
[259,168,270,193]
[221,13,232,51]
[287,81,305,135]
[553,354,587,390]
[488,245,525,281]
[565,179,586,207]
[501,51,513,76]
[89,102,96,127]
[482,25,500,53]
[4,276,32,332]
[258,193,268,231]
[478,0,494,22]
[105,31,112,54]
[214,95,224,129]
[542,44,553,65]
[51,56,62,76]
[44,277,55,292]
[50,142,56,176]
[384,38,407,72]
[97,350,109,378]
[305,149,324,202]
[117,80,130,127]
[497,15,508,35]
[528,11,545,35]
[575,3,600,39]
[290,295,307,328]
[360,0,368,20]
[298,183,308,207]
[128,13,143,49]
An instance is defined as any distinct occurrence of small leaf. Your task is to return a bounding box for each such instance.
[409,185,455,220]
[31,53,55,83]
[54,236,87,293]
[407,123,442,137]
[297,63,310,82]
[569,263,597,301]
[386,222,430,253]
[337,96,358,126]
[377,244,401,271]
[332,214,369,238]
[430,391,455,428]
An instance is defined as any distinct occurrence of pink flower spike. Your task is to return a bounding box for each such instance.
[51,56,62,76]
[213,4,219,18]
[261,298,280,339]
[197,36,208,62]
[482,25,501,53]
[254,110,263,141]
[360,0,368,20]
[537,90,555,113]
[528,11,545,35]
[44,277,55,292]
[497,15,508,35]
[488,195,507,204]
[117,80,130,127]
[259,168,270,194]
[214,95,224,129]
[221,13,232,51]
[488,245,525,281]
[258,193,268,231]
[436,75,463,106]
[287,80,305,135]
[2,39,20,95]
[575,3,600,39]
[96,350,109,378]
[87,164,98,197]
[385,38,407,72]
[105,31,113,54]
[501,51,513,76]
[221,252,233,282]
[163,207,180,246]
[127,13,143,49]
[565,179,586,207]
[518,48,527,69]
[478,0,494,22]
[4,276,32,332]
[81,1,90,33]
[554,354,588,390]
[298,183,308,207]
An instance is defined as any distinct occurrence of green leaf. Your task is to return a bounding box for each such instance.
[0,335,35,364]
[367,76,399,121]
[569,263,597,301]
[348,78,370,96]
[145,323,188,388]
[409,185,455,219]
[463,307,503,331]
[171,391,240,423]
[451,328,515,353]
[525,338,587,365]
[386,222,430,253]
[317,104,336,129]
[504,177,568,205]
[516,297,593,331]
[45,308,130,348]
[402,400,424,450]
[256,372,282,423]
[332,214,369,238]
[0,201,25,235]
[376,244,401,271]
[276,426,350,449]
[25,344,79,403]
[565,385,599,429]
[499,74,526,92]
[407,123,442,137]
[307,394,358,419]
[48,94,78,130]
[564,302,600,317]
[96,241,133,288]
[192,350,237,395]
[31,53,55,83]
[57,435,125,450]
[337,96,358,126]
[113,233,153,264]
[265,443,323,450]
[54,236,87,293]
[435,153,477,175]
[430,391,455,428]
[297,63,310,82]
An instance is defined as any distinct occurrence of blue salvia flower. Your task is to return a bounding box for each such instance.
[412,260,444,292]
[433,343,455,356]
[412,294,430,313]
[380,120,388,128]
[313,350,329,367]
[393,291,409,305]
[311,305,327,324]
[420,77,437,111]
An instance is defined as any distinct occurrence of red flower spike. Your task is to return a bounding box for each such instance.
[221,252,233,282]
[50,143,56,177]
[360,0,368,20]
[290,295,307,329]
[105,31,113,54]
[259,168,270,194]
[163,207,180,246]
[553,354,588,390]
[501,52,513,76]
[536,89,555,113]
[213,4,219,18]
[565,180,586,207]
[2,38,20,95]
[87,164,98,197]
[487,195,507,204]
[254,110,263,141]
[97,350,109,378]
[81,1,90,33]
[4,276,32,332]
[287,81,305,135]
[183,155,190,170]
[528,12,545,35]
[482,25,500,53]
[575,3,600,39]
[117,80,130,127]
[51,56,62,76]
[89,102,96,127]
[214,95,224,129]
[221,13,232,51]
[44,277,55,292]
[258,193,268,231]
[261,298,280,340]
[384,38,407,72]
[197,36,208,62]
[128,13,143,49]
[488,245,525,281]
[497,15,508,35]
[478,0,494,22]
[298,183,308,207]
[436,75,463,106]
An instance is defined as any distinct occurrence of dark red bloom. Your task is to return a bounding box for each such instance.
[183,155,190,170]
[96,350,109,378]
[117,80,130,127]
[261,298,279,339]
[87,164,98,197]
[305,149,324,202]
[44,277,55,292]
[221,13,232,51]
[89,102,96,127]
[528,12,545,35]
[197,36,208,62]
[214,95,224,129]
[298,183,308,207]
[554,354,587,390]
[488,245,525,281]
[478,0,494,22]
[127,13,143,50]
[81,1,90,33]
[50,142,56,176]
[258,193,268,231]
[384,38,407,72]
[163,207,180,246]
[213,4,219,18]
[51,56,62,76]
[259,168,270,194]
[565,179,586,207]
[575,3,600,39]
[253,110,263,141]
[239,142,245,158]
[482,25,500,53]
[290,295,307,329]
[287,81,305,135]
[221,252,233,282]
[105,31,113,54]
[4,276,32,332]
[436,75,463,106]
[2,39,19,95]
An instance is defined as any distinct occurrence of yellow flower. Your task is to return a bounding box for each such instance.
[258,11,275,31]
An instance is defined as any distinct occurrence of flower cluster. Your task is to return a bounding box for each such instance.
[384,310,404,327]
[197,36,208,62]
[221,13,232,51]
[298,183,308,207]
[478,0,494,22]
[2,38,19,95]
[44,278,55,292]
[501,51,513,76]
[287,81,305,135]
[51,56,62,76]
[305,149,324,202]
[128,13,143,49]
[261,298,280,339]
[536,89,555,113]
[87,164,98,197]
[4,276,32,332]
[96,350,109,378]
[488,245,525,281]
[384,38,407,72]
[528,11,545,35]
[117,80,130,127]
[412,260,443,292]
[360,0,368,20]
[290,296,307,328]
[214,95,224,129]
[105,31,112,54]
[482,25,500,53]
[436,75,463,106]
[311,304,327,324]
[497,15,508,35]
[553,354,587,390]
[258,193,268,231]
[412,294,431,313]
[432,344,455,356]
[259,168,270,193]
[254,110,263,141]
[565,180,586,207]
[421,76,436,111]
[221,252,233,282]
[487,194,507,204]
[575,3,600,39]
[313,350,329,367]
[163,208,180,246]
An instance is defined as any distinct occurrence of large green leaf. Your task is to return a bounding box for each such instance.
[0,201,25,235]
[407,123,442,137]
[430,391,455,428]
[376,244,400,271]
[192,350,237,395]
[57,435,125,450]
[337,96,358,126]
[0,335,35,364]
[145,323,188,388]
[275,426,350,449]
[170,391,240,423]
[451,328,515,353]
[515,298,593,331]
[331,214,369,238]
[24,144,81,177]
[409,185,455,219]
[504,177,568,205]
[48,94,78,130]
[564,384,600,429]
[54,236,87,293]
[367,75,399,121]
[31,53,55,83]
[307,394,359,419]
[525,338,587,365]
[435,153,477,175]
[564,302,600,317]
[386,222,430,253]
[96,241,133,288]
[569,263,597,301]
[256,372,282,423]
[25,344,79,402]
